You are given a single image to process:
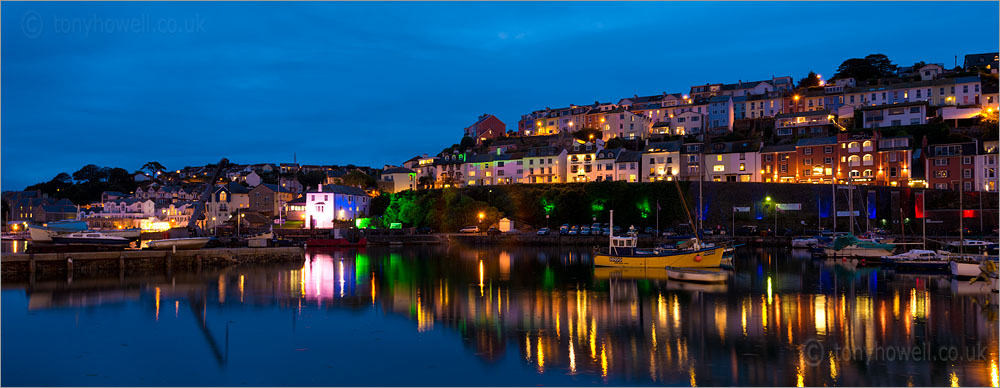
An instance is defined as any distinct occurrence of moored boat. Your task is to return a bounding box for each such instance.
[145,237,211,250]
[28,220,89,242]
[665,267,728,283]
[50,231,131,246]
[791,237,818,248]
[822,234,895,258]
[593,211,723,269]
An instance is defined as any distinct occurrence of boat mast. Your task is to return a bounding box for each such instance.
[959,148,964,255]
[672,179,700,248]
[609,210,614,253]
[922,188,927,250]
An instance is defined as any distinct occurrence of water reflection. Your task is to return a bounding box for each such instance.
[2,246,998,387]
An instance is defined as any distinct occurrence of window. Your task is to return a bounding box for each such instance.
[964,169,972,179]
[803,148,813,155]
[803,158,812,165]
[889,167,898,177]
[824,157,833,164]
[714,165,725,172]
[739,163,745,171]
[934,170,948,178]
[934,158,948,166]
[963,157,972,165]
[824,146,833,154]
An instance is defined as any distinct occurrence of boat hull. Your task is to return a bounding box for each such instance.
[951,260,982,278]
[50,237,130,245]
[145,238,211,250]
[594,247,723,268]
[823,246,893,258]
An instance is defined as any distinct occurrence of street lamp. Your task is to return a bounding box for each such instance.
[478,211,485,234]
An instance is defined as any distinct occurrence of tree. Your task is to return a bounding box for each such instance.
[865,54,898,77]
[141,161,166,175]
[833,54,898,83]
[342,170,375,188]
[797,71,821,88]
[72,164,103,183]
[460,136,475,149]
[417,175,435,190]
[605,137,624,150]
[296,171,327,191]
[572,127,602,142]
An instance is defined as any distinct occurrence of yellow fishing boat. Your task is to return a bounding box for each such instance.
[593,209,723,268]
[593,239,724,268]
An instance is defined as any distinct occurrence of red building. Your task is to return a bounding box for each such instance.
[465,114,506,144]
[760,144,797,183]
[926,141,979,191]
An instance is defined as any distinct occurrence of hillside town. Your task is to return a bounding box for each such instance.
[3,52,998,232]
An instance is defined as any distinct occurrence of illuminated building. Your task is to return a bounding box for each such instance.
[303,184,371,229]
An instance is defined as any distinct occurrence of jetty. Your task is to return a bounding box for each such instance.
[1,247,304,282]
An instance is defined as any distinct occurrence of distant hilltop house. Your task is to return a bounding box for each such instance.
[465,114,506,145]
[964,52,998,74]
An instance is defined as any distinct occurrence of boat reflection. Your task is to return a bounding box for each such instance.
[6,245,998,386]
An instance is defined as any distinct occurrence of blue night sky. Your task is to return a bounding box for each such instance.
[2,1,997,190]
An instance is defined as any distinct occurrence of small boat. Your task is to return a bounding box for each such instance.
[950,255,1000,278]
[822,234,895,258]
[665,267,728,283]
[145,237,211,250]
[305,238,368,248]
[51,231,131,246]
[791,237,818,248]
[945,240,998,255]
[28,220,89,242]
[881,250,950,271]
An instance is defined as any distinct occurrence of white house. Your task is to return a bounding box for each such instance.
[976,140,998,192]
[614,150,642,182]
[304,184,371,229]
[705,141,761,182]
[641,141,682,182]
[858,101,928,128]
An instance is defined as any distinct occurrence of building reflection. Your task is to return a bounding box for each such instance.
[8,246,998,386]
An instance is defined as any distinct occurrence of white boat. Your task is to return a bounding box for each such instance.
[791,237,818,248]
[881,249,950,271]
[822,234,895,258]
[51,231,130,246]
[950,256,1000,278]
[28,220,89,242]
[145,237,211,250]
[945,240,998,254]
[665,267,728,283]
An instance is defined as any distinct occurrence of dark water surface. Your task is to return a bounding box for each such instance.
[2,246,998,386]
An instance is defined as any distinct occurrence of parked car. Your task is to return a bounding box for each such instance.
[601,227,611,236]
[737,225,758,236]
[487,227,501,236]
[701,228,714,236]
[591,223,602,233]
[504,229,522,235]
[568,226,579,235]
[537,227,551,236]
[559,224,570,235]
[580,226,591,235]
[416,227,433,234]
[459,226,480,234]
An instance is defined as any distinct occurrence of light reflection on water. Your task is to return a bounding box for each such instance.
[1,245,998,387]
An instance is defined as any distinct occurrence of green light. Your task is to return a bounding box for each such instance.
[765,196,772,202]
[390,222,402,229]
[355,217,372,229]
[591,199,605,214]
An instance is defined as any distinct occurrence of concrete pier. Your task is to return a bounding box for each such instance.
[1,247,304,282]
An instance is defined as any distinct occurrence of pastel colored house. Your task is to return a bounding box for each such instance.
[303,184,371,229]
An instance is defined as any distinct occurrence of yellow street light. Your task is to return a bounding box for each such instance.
[478,212,485,220]
[793,95,800,101]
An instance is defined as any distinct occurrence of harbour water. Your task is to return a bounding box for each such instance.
[2,245,998,386]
